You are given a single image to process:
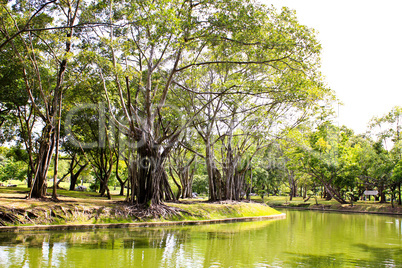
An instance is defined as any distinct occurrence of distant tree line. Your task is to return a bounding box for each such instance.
[258,106,402,206]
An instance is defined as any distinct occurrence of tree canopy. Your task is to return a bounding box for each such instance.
[6,0,386,208]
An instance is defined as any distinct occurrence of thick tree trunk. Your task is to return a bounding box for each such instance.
[69,174,78,191]
[378,185,386,203]
[233,169,246,201]
[69,164,87,190]
[134,144,167,206]
[288,171,297,201]
[118,180,125,196]
[27,165,33,188]
[30,125,55,198]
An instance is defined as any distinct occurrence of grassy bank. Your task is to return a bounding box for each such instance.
[0,186,280,227]
[168,202,280,221]
[259,195,402,214]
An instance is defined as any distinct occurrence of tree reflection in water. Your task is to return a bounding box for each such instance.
[1,211,402,267]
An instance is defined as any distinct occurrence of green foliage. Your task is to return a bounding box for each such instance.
[369,106,402,144]
[253,166,269,194]
[192,175,208,194]
[0,160,26,182]
[0,147,27,182]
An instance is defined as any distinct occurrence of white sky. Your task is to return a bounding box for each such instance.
[263,0,402,134]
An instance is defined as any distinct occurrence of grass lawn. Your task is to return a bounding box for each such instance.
[0,180,126,210]
[168,202,280,221]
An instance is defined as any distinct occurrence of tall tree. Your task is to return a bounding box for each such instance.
[1,0,82,198]
[293,122,362,204]
[367,106,402,202]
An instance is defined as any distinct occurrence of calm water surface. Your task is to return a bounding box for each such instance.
[1,209,402,267]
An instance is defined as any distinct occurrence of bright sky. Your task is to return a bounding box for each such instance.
[264,0,402,134]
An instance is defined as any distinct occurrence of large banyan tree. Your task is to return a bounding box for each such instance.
[76,0,329,206]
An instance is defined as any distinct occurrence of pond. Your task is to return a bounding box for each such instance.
[1,209,402,267]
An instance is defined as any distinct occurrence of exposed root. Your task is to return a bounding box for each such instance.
[0,206,24,226]
[114,203,193,220]
[0,203,194,226]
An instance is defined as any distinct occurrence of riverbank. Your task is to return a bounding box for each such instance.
[0,188,283,230]
[0,213,286,232]
[264,196,402,215]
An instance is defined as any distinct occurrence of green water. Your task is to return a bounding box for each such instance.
[1,210,402,267]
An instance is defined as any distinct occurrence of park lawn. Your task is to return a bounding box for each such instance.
[0,184,126,210]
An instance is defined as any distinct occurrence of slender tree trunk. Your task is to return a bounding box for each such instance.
[128,156,137,204]
[324,184,348,204]
[324,187,332,200]
[314,177,348,204]
[162,170,175,201]
[52,94,63,200]
[115,160,126,196]
[206,139,221,201]
[169,167,182,200]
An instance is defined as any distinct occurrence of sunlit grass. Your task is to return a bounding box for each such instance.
[168,202,281,221]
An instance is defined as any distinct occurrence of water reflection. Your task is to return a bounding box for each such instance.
[1,211,402,267]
